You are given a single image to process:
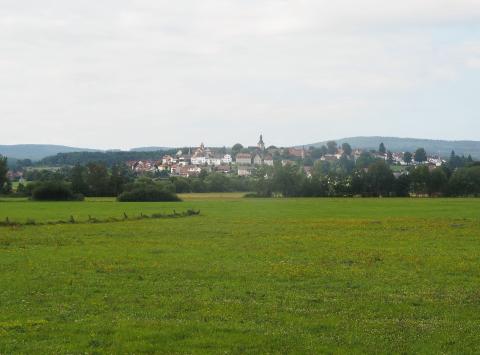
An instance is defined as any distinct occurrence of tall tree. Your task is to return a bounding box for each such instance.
[326,141,338,155]
[232,143,244,156]
[70,164,89,195]
[414,148,427,163]
[110,164,131,195]
[341,143,353,156]
[86,162,112,196]
[365,160,394,197]
[403,151,413,164]
[0,155,8,193]
[379,142,386,155]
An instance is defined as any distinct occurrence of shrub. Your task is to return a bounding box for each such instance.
[117,185,181,202]
[31,182,84,201]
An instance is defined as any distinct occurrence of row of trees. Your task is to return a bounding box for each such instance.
[252,161,480,197]
[8,162,255,198]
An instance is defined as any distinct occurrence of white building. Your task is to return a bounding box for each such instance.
[222,154,232,164]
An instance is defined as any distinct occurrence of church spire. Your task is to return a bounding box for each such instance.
[257,134,265,151]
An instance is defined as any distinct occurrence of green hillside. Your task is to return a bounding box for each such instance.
[307,137,480,158]
[0,144,99,161]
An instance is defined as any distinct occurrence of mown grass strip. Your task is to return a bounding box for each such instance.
[0,209,200,228]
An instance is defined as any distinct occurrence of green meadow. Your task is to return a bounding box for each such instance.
[1,195,480,353]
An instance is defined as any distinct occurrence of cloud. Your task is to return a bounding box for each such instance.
[1,0,480,148]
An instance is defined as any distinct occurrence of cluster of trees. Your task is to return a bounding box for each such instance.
[0,155,10,194]
[252,159,480,198]
[117,179,181,202]
[4,160,255,199]
[39,150,179,167]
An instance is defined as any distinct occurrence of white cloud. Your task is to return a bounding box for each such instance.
[1,0,480,148]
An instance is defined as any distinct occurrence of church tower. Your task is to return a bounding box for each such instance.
[257,134,265,151]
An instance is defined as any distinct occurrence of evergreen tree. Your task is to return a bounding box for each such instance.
[414,148,428,163]
[379,142,386,155]
[403,152,413,164]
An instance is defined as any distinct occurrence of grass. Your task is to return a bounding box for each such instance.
[1,194,480,353]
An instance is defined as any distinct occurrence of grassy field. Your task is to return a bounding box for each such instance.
[1,195,480,353]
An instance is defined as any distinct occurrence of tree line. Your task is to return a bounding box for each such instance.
[252,158,480,198]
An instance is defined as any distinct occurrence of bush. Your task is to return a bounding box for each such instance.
[117,185,181,202]
[31,182,84,201]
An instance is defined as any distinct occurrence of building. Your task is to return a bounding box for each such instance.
[264,154,274,166]
[222,154,232,164]
[288,147,306,159]
[238,166,253,176]
[215,165,231,174]
[253,153,263,165]
[162,155,176,165]
[257,134,265,151]
[236,153,252,165]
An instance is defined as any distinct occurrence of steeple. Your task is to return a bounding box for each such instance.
[257,134,265,151]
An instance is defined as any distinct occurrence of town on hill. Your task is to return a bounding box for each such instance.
[124,135,447,178]
[1,134,478,199]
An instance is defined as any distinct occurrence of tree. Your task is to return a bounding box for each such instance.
[403,152,413,165]
[271,164,304,197]
[428,168,448,196]
[414,148,427,163]
[327,141,338,155]
[393,174,411,197]
[0,155,8,194]
[448,166,480,196]
[379,142,386,155]
[341,143,352,156]
[364,160,394,197]
[410,166,430,195]
[110,164,131,195]
[387,151,394,165]
[86,162,112,196]
[448,150,465,170]
[232,143,244,156]
[70,164,89,195]
[355,152,375,169]
[311,147,326,159]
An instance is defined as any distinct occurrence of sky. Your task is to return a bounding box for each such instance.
[1,0,480,150]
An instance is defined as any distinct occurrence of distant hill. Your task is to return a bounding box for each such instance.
[130,146,172,152]
[306,137,480,158]
[0,144,99,161]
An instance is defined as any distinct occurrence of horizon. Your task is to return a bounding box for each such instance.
[3,135,480,151]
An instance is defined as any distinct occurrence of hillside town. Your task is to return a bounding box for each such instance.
[124,135,446,178]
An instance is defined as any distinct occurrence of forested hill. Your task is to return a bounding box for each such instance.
[306,137,480,158]
[0,144,99,161]
[39,149,178,167]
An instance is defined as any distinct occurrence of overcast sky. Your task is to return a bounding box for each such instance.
[1,0,480,149]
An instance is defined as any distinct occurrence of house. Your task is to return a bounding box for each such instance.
[162,155,177,165]
[206,156,222,166]
[191,155,207,165]
[222,154,232,164]
[253,153,263,165]
[216,165,231,174]
[288,147,306,159]
[238,166,253,176]
[321,155,338,162]
[236,153,252,165]
[173,165,202,177]
[264,154,274,166]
